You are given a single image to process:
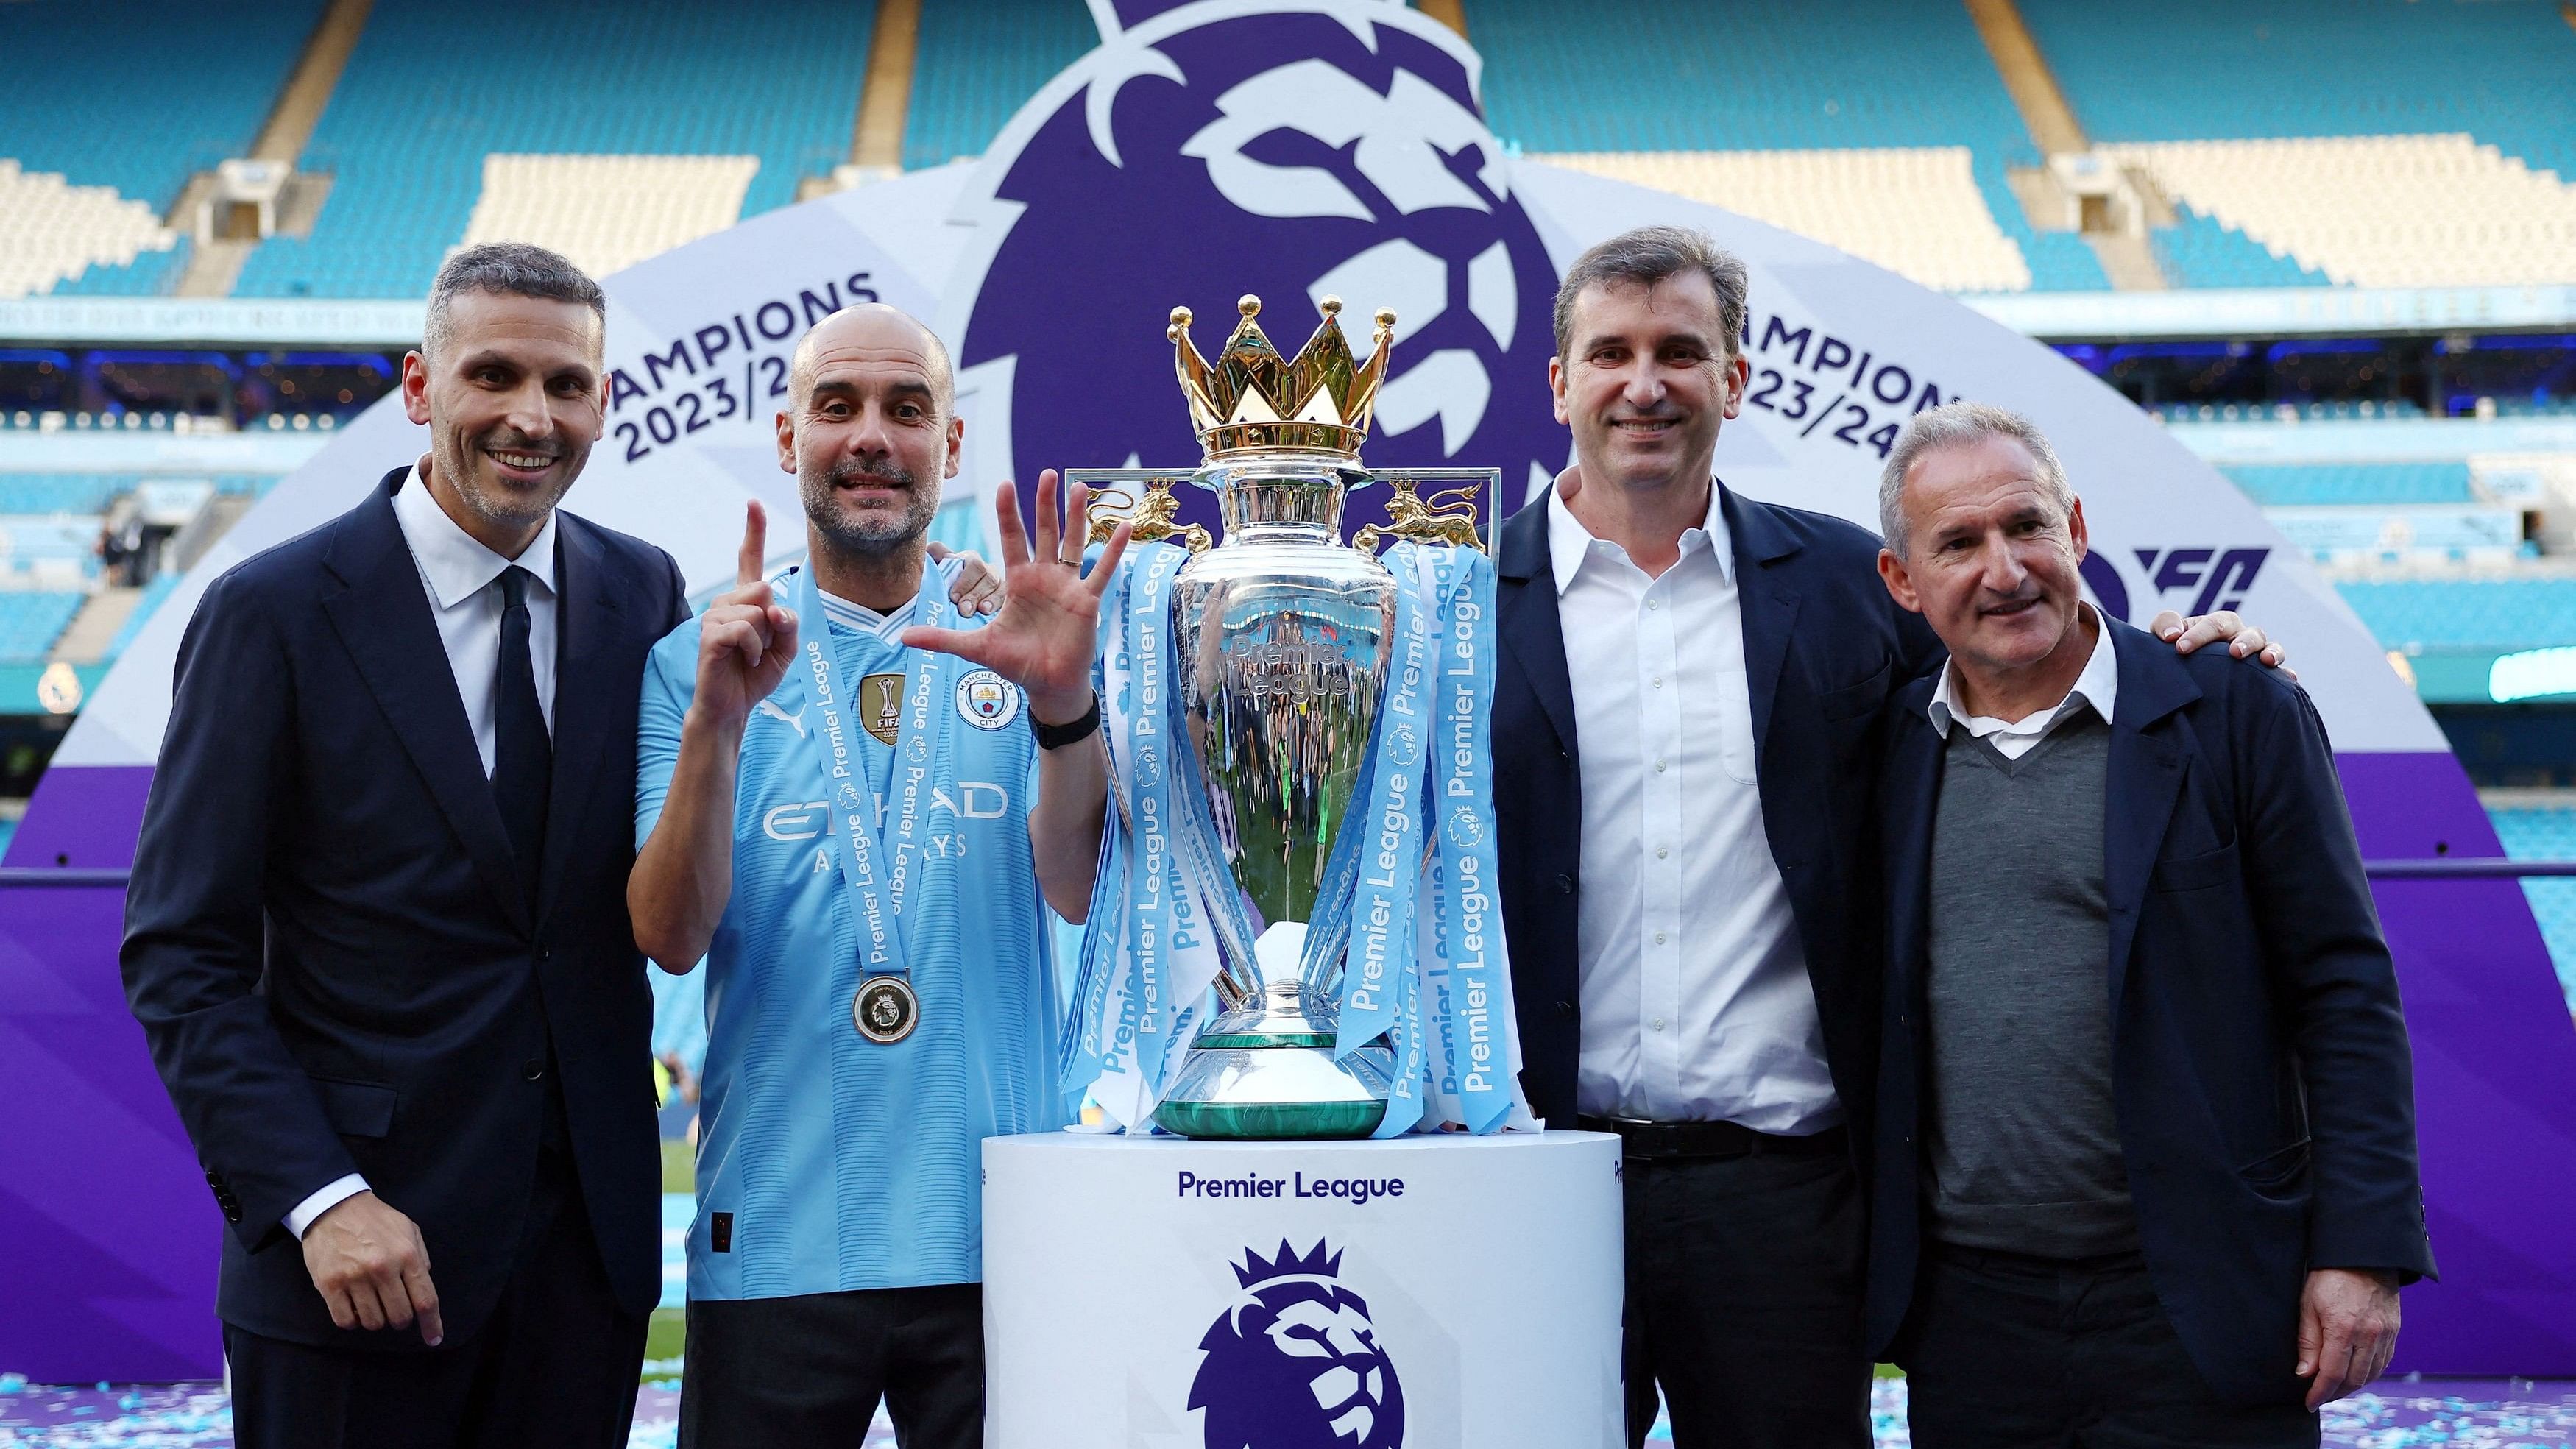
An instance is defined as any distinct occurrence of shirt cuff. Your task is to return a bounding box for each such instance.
[284,1175,370,1240]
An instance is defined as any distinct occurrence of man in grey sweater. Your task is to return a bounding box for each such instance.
[1865,403,2433,1446]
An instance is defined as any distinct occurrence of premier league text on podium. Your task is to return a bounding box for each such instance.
[983,1133,1624,1448]
[1061,292,1535,1139]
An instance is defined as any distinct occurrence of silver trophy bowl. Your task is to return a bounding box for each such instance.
[1152,455,1398,1138]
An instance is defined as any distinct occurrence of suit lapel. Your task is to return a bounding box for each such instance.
[1722,486,1804,760]
[2102,623,2201,1016]
[1883,679,1945,1008]
[536,518,620,921]
[322,470,530,935]
[1494,497,1578,758]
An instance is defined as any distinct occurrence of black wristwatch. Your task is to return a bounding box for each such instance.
[1029,691,1103,751]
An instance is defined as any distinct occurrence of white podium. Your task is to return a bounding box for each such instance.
[983,1130,1622,1448]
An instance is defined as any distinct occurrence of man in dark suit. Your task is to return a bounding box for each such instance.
[1492,226,2285,1448]
[1866,402,2432,1444]
[119,243,687,1447]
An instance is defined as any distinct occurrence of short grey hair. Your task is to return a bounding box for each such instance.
[422,242,605,363]
[1878,401,2074,555]
[1553,225,1749,361]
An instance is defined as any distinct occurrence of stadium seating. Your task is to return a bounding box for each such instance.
[0,592,87,663]
[902,0,1099,171]
[0,0,322,296]
[0,163,177,301]
[233,0,876,298]
[2148,205,2328,290]
[2018,0,2576,184]
[2103,135,2576,289]
[2487,807,2576,1004]
[1476,0,2107,292]
[1532,148,2031,294]
[455,155,762,282]
[2334,579,2576,654]
[0,476,125,515]
[2219,462,2477,508]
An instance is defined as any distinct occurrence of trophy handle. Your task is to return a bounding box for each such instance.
[1078,473,1211,552]
[1353,469,1494,554]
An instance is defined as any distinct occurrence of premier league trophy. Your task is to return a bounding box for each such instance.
[1069,294,1515,1141]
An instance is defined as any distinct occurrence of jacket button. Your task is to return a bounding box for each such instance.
[522,1058,546,1081]
[1554,873,1573,894]
[1554,999,1576,1018]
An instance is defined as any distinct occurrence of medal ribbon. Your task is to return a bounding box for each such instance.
[788,559,955,985]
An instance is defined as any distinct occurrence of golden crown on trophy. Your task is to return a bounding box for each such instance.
[1169,294,1395,460]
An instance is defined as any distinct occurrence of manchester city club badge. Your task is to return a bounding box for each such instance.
[955,668,1021,730]
[853,975,919,1044]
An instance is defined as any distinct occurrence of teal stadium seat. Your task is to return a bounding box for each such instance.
[2150,206,2329,290]
[0,0,326,297]
[232,0,877,299]
[902,0,1100,171]
[2488,807,2576,1008]
[0,592,86,664]
[2018,0,2576,184]
[2218,462,2474,507]
[0,475,124,514]
[1471,0,2109,291]
[2335,578,2576,655]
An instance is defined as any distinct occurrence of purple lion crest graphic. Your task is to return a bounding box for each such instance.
[957,0,1566,542]
[1191,1239,1406,1449]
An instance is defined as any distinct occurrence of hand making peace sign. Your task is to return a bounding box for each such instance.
[901,470,1133,726]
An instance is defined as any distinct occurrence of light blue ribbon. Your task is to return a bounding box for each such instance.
[1423,545,1512,1134]
[1337,545,1435,1137]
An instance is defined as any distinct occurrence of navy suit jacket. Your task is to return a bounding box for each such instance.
[122,467,690,1348]
[1493,481,1943,1144]
[1867,617,2435,1403]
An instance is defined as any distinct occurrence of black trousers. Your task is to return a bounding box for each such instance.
[1619,1138,1872,1449]
[224,1146,648,1449]
[679,1283,983,1448]
[1896,1243,2318,1448]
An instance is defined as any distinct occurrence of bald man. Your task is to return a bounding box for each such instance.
[630,305,1128,1445]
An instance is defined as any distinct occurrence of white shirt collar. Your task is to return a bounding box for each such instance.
[1928,602,2120,741]
[1545,470,1733,596]
[390,463,558,611]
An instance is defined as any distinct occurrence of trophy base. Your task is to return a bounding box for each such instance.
[1150,974,1393,1140]
[1152,1044,1393,1139]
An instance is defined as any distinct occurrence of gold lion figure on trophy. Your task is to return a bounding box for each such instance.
[1086,479,1211,552]
[1353,475,1485,554]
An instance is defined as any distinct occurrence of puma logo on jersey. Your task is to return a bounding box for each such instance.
[754,699,808,737]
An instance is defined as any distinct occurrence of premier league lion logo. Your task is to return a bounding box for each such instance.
[952,0,1566,542]
[1190,1239,1406,1449]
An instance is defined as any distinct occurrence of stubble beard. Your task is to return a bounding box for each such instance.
[803,456,938,559]
[434,425,578,536]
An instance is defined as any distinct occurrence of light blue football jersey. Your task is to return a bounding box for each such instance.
[637,565,1065,1300]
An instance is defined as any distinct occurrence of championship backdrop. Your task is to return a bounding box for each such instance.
[7,0,2572,1383]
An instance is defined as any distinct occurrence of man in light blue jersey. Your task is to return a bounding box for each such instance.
[630,303,1130,1446]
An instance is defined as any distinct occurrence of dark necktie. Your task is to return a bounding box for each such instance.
[492,565,552,905]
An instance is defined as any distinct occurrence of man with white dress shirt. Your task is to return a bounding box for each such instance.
[119,244,999,1447]
[1488,226,2284,1448]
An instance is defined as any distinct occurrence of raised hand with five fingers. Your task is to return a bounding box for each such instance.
[901,470,1130,726]
[692,500,801,731]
